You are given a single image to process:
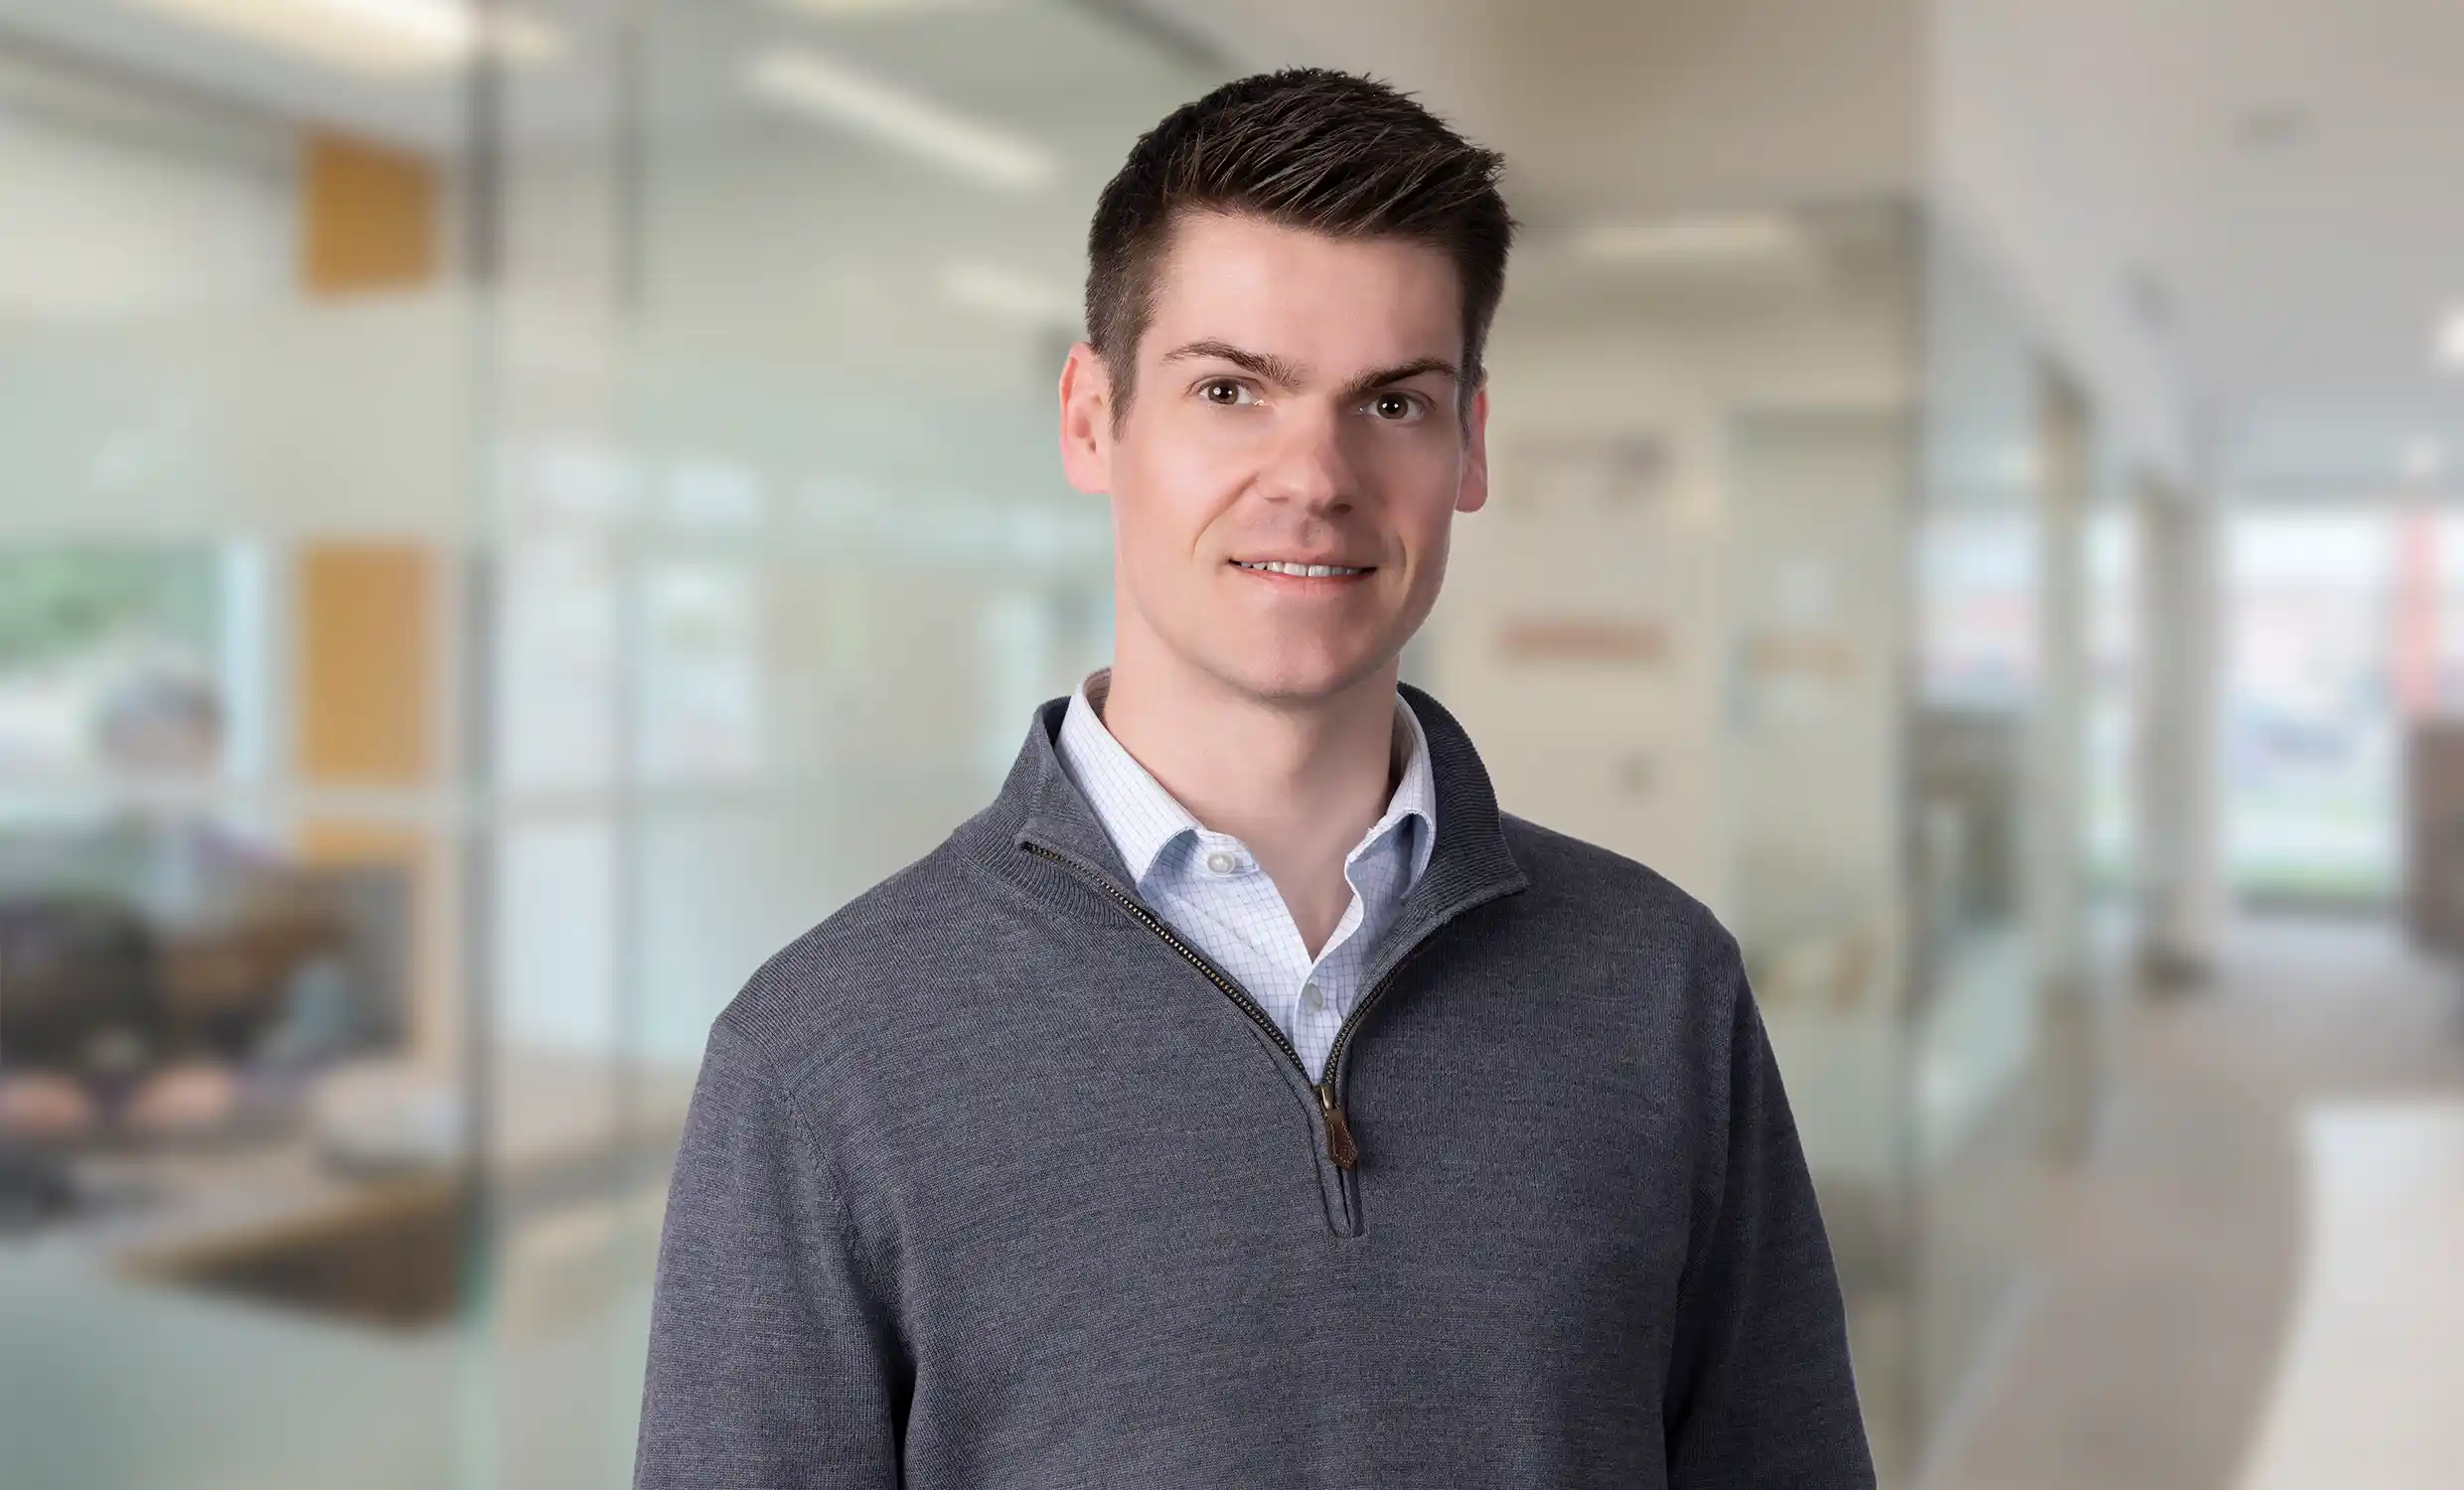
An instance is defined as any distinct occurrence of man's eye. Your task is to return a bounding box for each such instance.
[1198,379,1253,406]
[1367,391,1425,422]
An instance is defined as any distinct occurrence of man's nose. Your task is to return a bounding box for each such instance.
[1261,400,1358,515]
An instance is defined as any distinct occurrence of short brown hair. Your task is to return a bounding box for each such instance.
[1084,68,1516,425]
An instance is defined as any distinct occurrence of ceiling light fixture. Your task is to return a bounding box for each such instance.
[744,49,1052,192]
[1571,212,1807,267]
[130,0,559,74]
[773,0,999,15]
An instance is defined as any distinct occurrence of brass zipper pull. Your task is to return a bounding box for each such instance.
[1317,1082,1358,1170]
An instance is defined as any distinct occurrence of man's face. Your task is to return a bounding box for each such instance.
[1059,211,1489,705]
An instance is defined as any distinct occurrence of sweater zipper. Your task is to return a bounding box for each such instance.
[1020,840,1384,1194]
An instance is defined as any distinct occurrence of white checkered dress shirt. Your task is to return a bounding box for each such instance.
[1053,668,1438,1086]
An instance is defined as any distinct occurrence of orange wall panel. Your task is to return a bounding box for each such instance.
[295,543,434,785]
[299,131,438,296]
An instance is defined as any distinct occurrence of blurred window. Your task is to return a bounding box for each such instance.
[2225,509,2398,904]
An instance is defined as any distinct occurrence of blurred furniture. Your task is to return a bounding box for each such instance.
[112,1155,466,1328]
[0,895,162,1080]
[0,862,409,1138]
[1,859,433,1323]
[6,1048,699,1331]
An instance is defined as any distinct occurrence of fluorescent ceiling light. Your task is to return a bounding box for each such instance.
[744,49,1052,192]
[1573,212,1807,267]
[2438,304,2464,372]
[773,0,1002,15]
[941,261,1079,328]
[130,0,559,74]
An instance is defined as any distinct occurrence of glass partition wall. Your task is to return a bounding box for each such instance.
[1904,212,2061,1474]
[0,25,484,1490]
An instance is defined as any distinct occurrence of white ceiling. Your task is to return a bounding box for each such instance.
[0,0,482,150]
[2159,0,2464,496]
[1927,0,2464,496]
[1136,0,1929,228]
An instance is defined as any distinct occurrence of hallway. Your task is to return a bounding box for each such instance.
[1930,917,2464,1489]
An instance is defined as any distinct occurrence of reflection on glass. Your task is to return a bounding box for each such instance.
[1903,212,2050,1463]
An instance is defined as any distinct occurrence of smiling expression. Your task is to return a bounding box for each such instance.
[1060,210,1491,705]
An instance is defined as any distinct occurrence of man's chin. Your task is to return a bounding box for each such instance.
[1195,645,1396,709]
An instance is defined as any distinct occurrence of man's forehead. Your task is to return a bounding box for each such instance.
[1141,212,1463,365]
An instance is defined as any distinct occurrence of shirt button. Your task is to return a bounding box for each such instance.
[1302,980,1324,1011]
[1205,850,1237,874]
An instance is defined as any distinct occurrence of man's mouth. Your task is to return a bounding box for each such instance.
[1231,559,1372,577]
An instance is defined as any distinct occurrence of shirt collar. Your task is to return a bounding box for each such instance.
[1384,690,1440,885]
[1054,667,1438,894]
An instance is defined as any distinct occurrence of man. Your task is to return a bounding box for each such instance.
[635,68,1874,1489]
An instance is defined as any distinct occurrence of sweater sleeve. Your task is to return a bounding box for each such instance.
[634,1018,907,1489]
[1661,926,1878,1489]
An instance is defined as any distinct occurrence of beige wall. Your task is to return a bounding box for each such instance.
[1434,264,1915,921]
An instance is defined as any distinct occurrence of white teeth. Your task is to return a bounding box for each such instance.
[1238,560,1364,577]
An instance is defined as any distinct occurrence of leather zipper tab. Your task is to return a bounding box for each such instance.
[1317,1082,1358,1170]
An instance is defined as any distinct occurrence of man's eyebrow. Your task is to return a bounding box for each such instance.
[1158,342,1463,403]
[1158,340,1309,389]
[1157,342,1459,401]
[1335,357,1462,402]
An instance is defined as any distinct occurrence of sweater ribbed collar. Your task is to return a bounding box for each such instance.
[981,680,1528,965]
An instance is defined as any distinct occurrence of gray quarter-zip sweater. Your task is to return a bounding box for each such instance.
[634,683,1876,1489]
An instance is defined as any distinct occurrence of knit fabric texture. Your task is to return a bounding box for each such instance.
[634,682,1877,1489]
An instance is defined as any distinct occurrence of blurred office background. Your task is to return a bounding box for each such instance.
[1,1,2459,1486]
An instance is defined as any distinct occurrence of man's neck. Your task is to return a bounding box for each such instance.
[1095,644,1402,957]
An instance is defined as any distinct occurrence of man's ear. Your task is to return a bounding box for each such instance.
[1456,379,1491,514]
[1058,342,1114,496]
